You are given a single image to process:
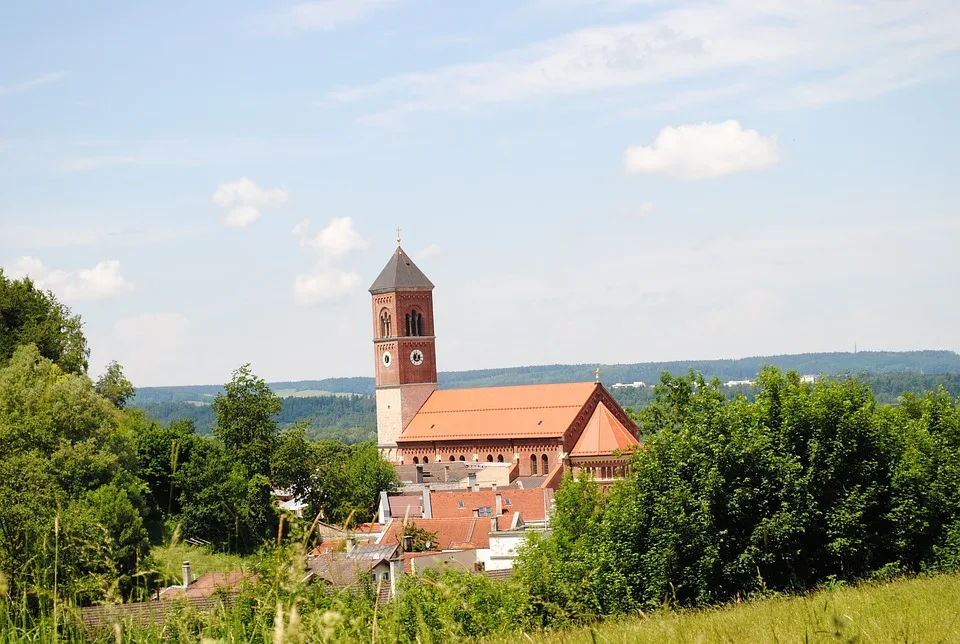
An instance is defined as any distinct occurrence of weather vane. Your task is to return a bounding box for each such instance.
[595,367,600,383]
[396,226,402,246]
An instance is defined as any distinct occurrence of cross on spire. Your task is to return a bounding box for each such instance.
[396,226,402,246]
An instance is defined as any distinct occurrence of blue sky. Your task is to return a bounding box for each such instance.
[1,0,958,386]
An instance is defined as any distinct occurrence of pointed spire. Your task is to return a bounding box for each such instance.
[369,246,434,294]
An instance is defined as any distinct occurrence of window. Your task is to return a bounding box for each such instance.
[416,312,424,336]
[497,454,504,462]
[383,572,390,581]
[504,498,512,506]
[486,454,494,462]
[405,313,411,336]
[379,310,392,338]
[478,506,493,517]
[542,454,549,474]
[423,456,430,463]
[458,455,465,461]
[449,455,456,461]
[457,501,465,508]
[530,454,538,475]
[413,457,419,464]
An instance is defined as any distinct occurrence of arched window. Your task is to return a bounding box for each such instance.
[486,454,494,462]
[530,454,538,475]
[542,454,549,474]
[497,454,504,462]
[405,313,411,336]
[458,455,465,461]
[423,456,430,464]
[413,457,419,464]
[416,313,423,336]
[380,310,392,338]
[449,455,456,461]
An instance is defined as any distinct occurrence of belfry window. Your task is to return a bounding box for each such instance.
[416,313,423,336]
[380,311,392,338]
[542,454,549,474]
[530,454,538,475]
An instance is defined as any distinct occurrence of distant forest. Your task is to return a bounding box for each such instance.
[133,351,960,437]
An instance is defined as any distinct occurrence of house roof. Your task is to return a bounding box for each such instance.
[428,488,553,522]
[398,382,598,442]
[388,494,423,518]
[158,571,253,600]
[369,246,434,294]
[569,401,640,457]
[379,517,493,550]
[306,552,388,587]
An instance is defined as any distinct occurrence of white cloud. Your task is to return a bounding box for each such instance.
[294,217,367,259]
[212,177,289,228]
[266,0,398,32]
[3,256,133,300]
[417,243,441,259]
[292,217,367,305]
[329,0,960,116]
[0,71,68,97]
[624,121,779,180]
[294,270,362,304]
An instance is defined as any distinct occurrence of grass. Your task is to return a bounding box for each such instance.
[149,543,246,587]
[504,574,960,644]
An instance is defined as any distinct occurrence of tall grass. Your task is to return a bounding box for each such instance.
[497,574,960,644]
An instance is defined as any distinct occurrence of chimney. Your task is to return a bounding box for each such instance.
[467,472,478,492]
[403,534,414,553]
[346,536,356,553]
[415,464,424,485]
[495,493,503,517]
[378,491,391,523]
[490,516,499,533]
[491,482,497,492]
[422,487,433,519]
[181,561,191,588]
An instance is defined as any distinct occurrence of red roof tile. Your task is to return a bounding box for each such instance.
[428,488,553,522]
[380,517,491,550]
[398,382,598,441]
[569,402,640,457]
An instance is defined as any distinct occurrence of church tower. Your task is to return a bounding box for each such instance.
[369,243,438,461]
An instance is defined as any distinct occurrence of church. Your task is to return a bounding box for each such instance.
[369,243,640,482]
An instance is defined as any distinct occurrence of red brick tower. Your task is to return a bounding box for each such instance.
[369,243,437,461]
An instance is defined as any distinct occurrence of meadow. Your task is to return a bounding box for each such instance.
[508,573,960,643]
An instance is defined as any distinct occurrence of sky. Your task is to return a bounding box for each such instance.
[1,0,958,387]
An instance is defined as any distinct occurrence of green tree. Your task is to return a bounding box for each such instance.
[213,364,282,477]
[0,270,89,374]
[0,345,150,603]
[95,360,136,408]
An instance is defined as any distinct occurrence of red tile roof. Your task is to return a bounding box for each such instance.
[380,517,492,550]
[569,402,640,457]
[428,488,553,522]
[398,382,598,441]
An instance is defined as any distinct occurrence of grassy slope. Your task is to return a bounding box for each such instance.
[512,574,960,644]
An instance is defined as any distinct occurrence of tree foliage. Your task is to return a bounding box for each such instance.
[0,345,150,603]
[517,368,960,621]
[95,360,136,409]
[213,364,282,478]
[0,271,89,374]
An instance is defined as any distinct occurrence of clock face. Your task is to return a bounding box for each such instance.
[382,351,392,367]
[410,349,424,366]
